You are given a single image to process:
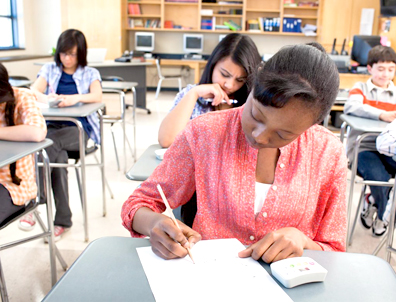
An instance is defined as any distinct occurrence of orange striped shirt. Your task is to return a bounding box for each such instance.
[0,88,47,205]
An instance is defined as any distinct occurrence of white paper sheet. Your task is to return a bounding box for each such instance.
[360,8,374,35]
[137,238,293,302]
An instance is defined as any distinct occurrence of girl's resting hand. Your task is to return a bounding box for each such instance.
[57,94,80,107]
[238,227,308,263]
[149,215,202,260]
[193,83,231,106]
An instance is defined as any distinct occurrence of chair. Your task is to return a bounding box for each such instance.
[0,150,68,302]
[66,142,114,242]
[102,87,134,172]
[8,76,31,88]
[155,58,182,99]
[340,117,395,262]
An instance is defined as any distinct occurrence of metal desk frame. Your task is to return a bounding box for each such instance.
[102,81,138,172]
[340,114,396,262]
[0,139,67,301]
[40,103,105,242]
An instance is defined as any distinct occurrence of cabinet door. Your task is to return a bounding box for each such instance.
[319,0,380,53]
[319,0,353,53]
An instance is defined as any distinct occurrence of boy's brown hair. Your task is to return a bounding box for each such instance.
[367,45,396,67]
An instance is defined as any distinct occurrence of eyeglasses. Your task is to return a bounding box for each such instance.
[60,52,77,58]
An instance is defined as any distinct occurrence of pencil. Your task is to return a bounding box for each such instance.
[157,184,195,264]
[48,83,55,94]
[206,98,238,104]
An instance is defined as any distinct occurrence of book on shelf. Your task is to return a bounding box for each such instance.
[283,18,302,33]
[224,20,241,31]
[263,18,281,32]
[133,18,144,28]
[246,19,260,31]
[218,1,243,4]
[128,3,141,15]
[165,0,198,2]
[164,20,174,28]
[201,18,213,30]
[215,24,230,30]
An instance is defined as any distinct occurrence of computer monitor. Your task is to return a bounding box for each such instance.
[135,32,155,52]
[183,34,203,54]
[351,35,382,66]
[219,34,227,42]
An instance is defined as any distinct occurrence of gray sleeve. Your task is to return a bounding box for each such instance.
[343,83,384,120]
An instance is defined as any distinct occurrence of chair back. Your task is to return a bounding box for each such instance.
[102,89,126,121]
[155,59,163,79]
[101,76,124,82]
[9,76,29,81]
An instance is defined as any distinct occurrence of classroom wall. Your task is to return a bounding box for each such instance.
[2,0,61,80]
[140,32,316,88]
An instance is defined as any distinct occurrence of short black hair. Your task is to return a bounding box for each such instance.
[199,33,261,106]
[253,42,339,124]
[367,45,396,67]
[54,29,88,67]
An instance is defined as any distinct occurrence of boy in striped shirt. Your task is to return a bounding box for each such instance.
[344,45,396,236]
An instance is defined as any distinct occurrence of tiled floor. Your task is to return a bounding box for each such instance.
[0,91,395,301]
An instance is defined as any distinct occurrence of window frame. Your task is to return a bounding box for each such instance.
[0,0,23,51]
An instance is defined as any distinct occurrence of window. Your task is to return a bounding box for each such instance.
[0,0,20,50]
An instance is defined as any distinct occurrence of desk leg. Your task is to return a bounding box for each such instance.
[132,87,137,164]
[78,125,89,242]
[41,149,57,285]
[99,110,106,217]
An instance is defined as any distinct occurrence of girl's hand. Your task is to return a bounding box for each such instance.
[193,83,231,106]
[47,93,60,99]
[149,216,202,260]
[57,95,80,107]
[238,227,309,263]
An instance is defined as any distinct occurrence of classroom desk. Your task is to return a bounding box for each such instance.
[90,61,152,113]
[102,81,138,170]
[40,103,105,242]
[43,236,396,302]
[0,139,60,286]
[126,144,162,181]
[8,79,33,88]
[339,114,396,258]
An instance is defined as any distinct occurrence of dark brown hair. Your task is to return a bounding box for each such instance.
[54,29,88,67]
[199,33,261,106]
[367,45,396,67]
[0,63,21,185]
[253,42,340,124]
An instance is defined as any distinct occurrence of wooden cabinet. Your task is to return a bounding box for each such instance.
[125,0,322,36]
[319,0,380,53]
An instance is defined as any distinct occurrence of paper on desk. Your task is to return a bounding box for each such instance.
[137,238,293,302]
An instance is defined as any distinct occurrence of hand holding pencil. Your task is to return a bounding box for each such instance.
[156,184,199,263]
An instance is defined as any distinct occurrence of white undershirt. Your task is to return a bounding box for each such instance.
[254,182,271,216]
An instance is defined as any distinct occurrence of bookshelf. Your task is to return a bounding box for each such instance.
[125,0,321,36]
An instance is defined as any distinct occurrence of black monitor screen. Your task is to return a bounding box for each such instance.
[186,37,202,49]
[381,0,396,16]
[351,35,382,66]
[137,36,153,47]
